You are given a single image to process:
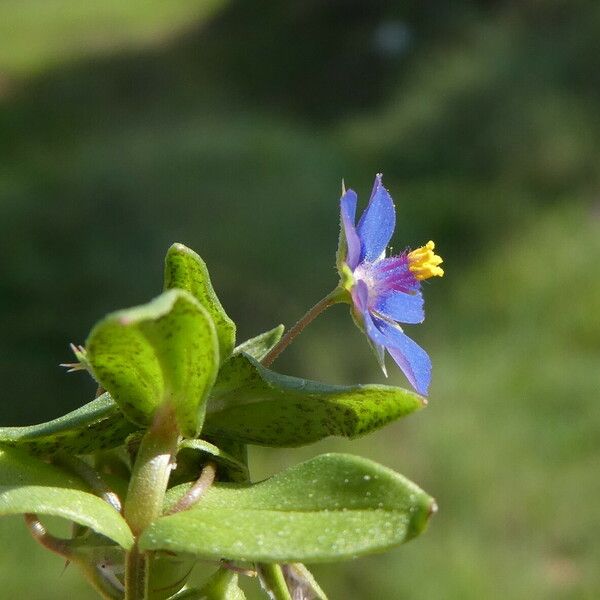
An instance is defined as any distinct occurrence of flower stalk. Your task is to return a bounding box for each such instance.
[258,564,292,600]
[261,288,346,367]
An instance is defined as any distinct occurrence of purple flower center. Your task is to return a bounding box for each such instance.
[353,254,418,309]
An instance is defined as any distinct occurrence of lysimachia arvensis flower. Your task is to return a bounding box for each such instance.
[337,174,444,395]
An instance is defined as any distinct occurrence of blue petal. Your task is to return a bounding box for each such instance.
[351,278,369,313]
[375,291,425,324]
[356,174,396,262]
[350,280,387,375]
[363,311,431,395]
[340,189,361,270]
[386,337,431,396]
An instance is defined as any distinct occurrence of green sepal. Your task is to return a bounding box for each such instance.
[233,324,284,361]
[86,289,219,437]
[204,354,425,446]
[164,243,236,360]
[335,182,349,273]
[0,446,133,549]
[0,393,138,456]
[140,453,435,562]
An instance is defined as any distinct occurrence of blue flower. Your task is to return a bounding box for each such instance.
[338,174,443,395]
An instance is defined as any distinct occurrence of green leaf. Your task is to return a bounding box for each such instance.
[233,325,284,361]
[0,393,138,456]
[147,553,196,600]
[0,446,133,549]
[178,439,249,483]
[165,243,236,360]
[140,453,435,562]
[87,289,219,437]
[205,354,425,446]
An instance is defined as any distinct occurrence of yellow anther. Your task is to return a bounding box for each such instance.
[408,241,444,280]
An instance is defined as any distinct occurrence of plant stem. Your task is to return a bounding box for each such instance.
[124,404,180,535]
[258,564,292,600]
[125,543,147,600]
[261,288,346,367]
[124,404,180,600]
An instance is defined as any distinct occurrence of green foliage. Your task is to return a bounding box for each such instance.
[0,237,432,598]
[140,454,434,562]
[0,446,133,549]
[87,289,219,436]
[164,243,236,361]
[177,438,249,483]
[205,354,424,446]
[0,393,136,456]
[147,553,196,600]
[233,325,285,362]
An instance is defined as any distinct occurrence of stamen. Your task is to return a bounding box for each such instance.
[408,241,444,280]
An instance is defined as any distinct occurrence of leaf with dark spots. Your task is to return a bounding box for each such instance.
[164,243,236,360]
[0,393,137,456]
[204,354,425,447]
[87,289,219,436]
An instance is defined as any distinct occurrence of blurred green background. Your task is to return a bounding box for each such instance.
[1,1,599,598]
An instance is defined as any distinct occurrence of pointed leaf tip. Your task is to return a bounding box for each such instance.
[164,243,236,360]
[233,324,284,361]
